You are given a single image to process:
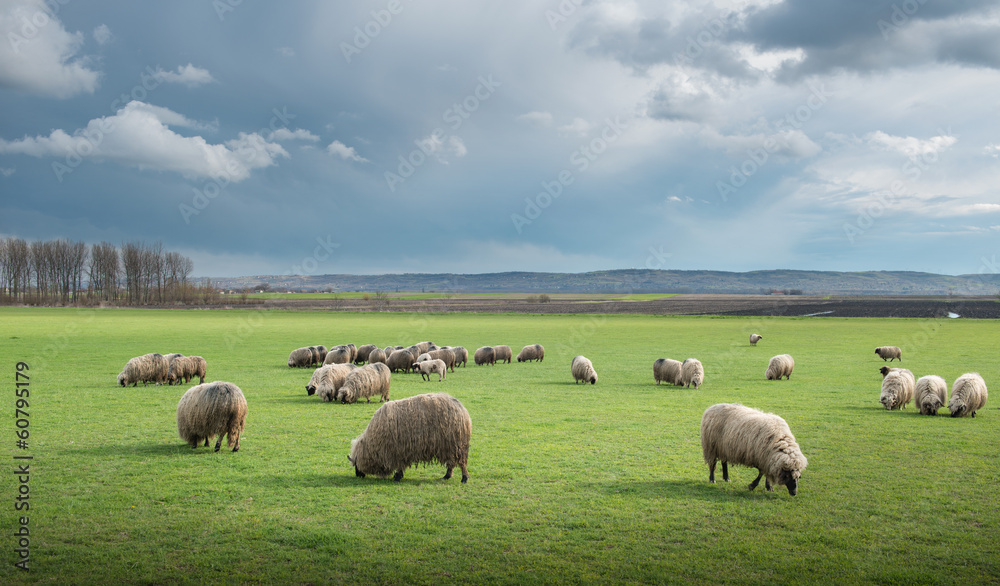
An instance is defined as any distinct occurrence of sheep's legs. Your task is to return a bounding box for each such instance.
[393,470,404,482]
[444,465,453,480]
[721,462,729,482]
[748,471,764,491]
[460,464,469,483]
[709,461,716,483]
[214,436,222,452]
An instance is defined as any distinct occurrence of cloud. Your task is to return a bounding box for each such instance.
[0,0,101,97]
[327,140,369,162]
[700,128,822,160]
[986,143,1000,158]
[276,46,295,57]
[152,64,215,87]
[93,24,112,45]
[558,117,591,137]
[0,167,15,177]
[268,128,319,142]
[0,100,288,181]
[517,111,554,127]
[415,133,466,163]
[864,131,957,157]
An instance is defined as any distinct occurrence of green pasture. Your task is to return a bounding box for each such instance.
[1,307,998,584]
[241,291,678,302]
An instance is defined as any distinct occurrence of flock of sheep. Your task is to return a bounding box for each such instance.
[116,330,989,494]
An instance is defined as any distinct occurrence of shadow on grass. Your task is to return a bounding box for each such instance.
[60,443,244,457]
[586,478,786,501]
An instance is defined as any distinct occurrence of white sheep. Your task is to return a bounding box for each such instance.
[681,358,704,389]
[413,359,447,382]
[653,358,683,386]
[914,375,947,416]
[948,373,988,418]
[765,354,794,380]
[571,355,598,385]
[879,370,914,411]
[749,333,762,346]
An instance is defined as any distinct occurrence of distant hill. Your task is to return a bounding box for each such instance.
[207,269,1000,296]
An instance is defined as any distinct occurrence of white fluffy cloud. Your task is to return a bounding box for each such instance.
[0,0,101,97]
[269,128,319,142]
[864,131,957,157]
[327,140,368,162]
[152,64,215,87]
[415,133,466,163]
[0,101,288,181]
[92,24,112,45]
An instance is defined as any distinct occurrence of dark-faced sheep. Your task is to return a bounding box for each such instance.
[474,346,496,366]
[288,347,314,368]
[880,370,914,410]
[493,345,513,364]
[749,334,762,346]
[167,356,207,386]
[516,344,545,363]
[324,345,352,365]
[653,358,683,386]
[306,363,358,402]
[681,358,704,389]
[875,346,902,362]
[339,362,392,404]
[176,381,247,452]
[700,403,807,496]
[355,344,378,365]
[413,359,447,381]
[915,375,947,416]
[368,348,387,365]
[349,392,471,483]
[949,373,988,418]
[118,353,169,387]
[765,354,794,380]
[571,355,598,385]
[385,349,415,373]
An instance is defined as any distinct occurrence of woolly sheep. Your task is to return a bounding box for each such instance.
[413,359,447,382]
[385,349,415,373]
[308,346,321,365]
[875,346,902,362]
[339,362,392,404]
[449,346,469,367]
[346,343,358,363]
[571,355,598,385]
[416,349,456,372]
[349,392,471,483]
[700,403,807,496]
[949,373,988,418]
[879,366,914,379]
[415,341,434,355]
[681,358,704,389]
[406,345,422,361]
[167,356,207,386]
[879,370,914,411]
[368,348,387,365]
[355,344,378,364]
[653,358,683,386]
[176,381,247,452]
[474,346,496,366]
[516,344,545,363]
[915,375,948,416]
[493,345,513,364]
[749,334,762,346]
[118,353,169,387]
[324,345,353,365]
[765,354,794,380]
[306,363,358,402]
[288,347,314,368]
[316,345,328,364]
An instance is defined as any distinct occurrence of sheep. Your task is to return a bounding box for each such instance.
[915,375,948,416]
[449,346,469,367]
[339,362,392,404]
[348,392,471,483]
[493,345,513,364]
[879,370,914,411]
[406,345,422,361]
[176,381,247,453]
[749,334,762,346]
[384,345,403,357]
[653,358,683,386]
[948,373,988,418]
[474,346,496,366]
[700,403,807,496]
[415,341,434,355]
[288,347,314,368]
[415,349,456,372]
[316,345,328,364]
[385,349,415,373]
[346,343,358,363]
[879,366,914,379]
[765,354,794,380]
[308,346,321,366]
[118,353,169,387]
[306,363,358,402]
[875,346,902,362]
[681,358,705,389]
[355,344,378,364]
[323,345,353,365]
[571,355,598,385]
[368,348,387,365]
[516,344,545,363]
[167,356,207,386]
[413,359,447,382]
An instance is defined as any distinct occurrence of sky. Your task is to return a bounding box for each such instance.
[1,0,999,278]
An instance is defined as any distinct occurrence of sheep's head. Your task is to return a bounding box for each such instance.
[779,469,801,496]
[879,366,891,378]
[880,394,895,410]
[305,384,315,396]
[590,375,597,385]
[950,403,966,417]
[117,372,126,387]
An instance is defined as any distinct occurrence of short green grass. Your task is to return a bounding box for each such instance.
[1,307,998,584]
[242,291,678,302]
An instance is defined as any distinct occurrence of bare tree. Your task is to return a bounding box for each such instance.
[371,290,391,311]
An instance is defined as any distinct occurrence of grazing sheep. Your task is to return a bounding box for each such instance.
[349,392,471,483]
[288,347,314,368]
[167,356,207,386]
[915,375,948,416]
[339,363,392,404]
[516,344,545,363]
[176,381,247,452]
[324,345,353,365]
[749,334,762,346]
[308,346,321,366]
[385,349,415,373]
[368,348,387,365]
[449,346,469,367]
[306,363,358,402]
[875,346,902,362]
[681,358,705,389]
[493,345,513,364]
[406,345,422,361]
[653,358,683,386]
[879,366,913,379]
[164,353,184,367]
[415,341,434,355]
[700,403,807,496]
[474,346,496,366]
[880,370,915,411]
[949,373,988,418]
[413,359,447,382]
[416,349,457,372]
[118,353,169,387]
[571,355,598,385]
[765,354,795,380]
[355,344,378,365]
[346,343,358,363]
[316,345,328,364]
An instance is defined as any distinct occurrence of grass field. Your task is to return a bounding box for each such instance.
[2,307,998,584]
[242,292,678,302]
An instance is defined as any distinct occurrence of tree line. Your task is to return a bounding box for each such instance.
[0,238,218,306]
